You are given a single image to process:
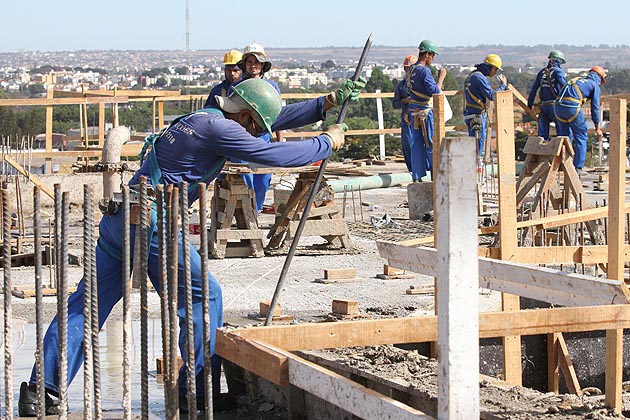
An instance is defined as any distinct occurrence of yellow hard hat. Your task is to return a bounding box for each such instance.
[223,49,243,66]
[484,54,503,71]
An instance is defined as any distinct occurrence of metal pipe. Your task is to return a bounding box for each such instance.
[265,33,373,326]
[101,126,130,200]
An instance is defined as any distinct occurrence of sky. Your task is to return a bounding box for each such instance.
[3,0,629,52]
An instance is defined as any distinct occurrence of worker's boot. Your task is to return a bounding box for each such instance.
[18,382,60,417]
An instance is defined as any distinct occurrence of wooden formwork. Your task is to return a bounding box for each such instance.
[217,94,630,418]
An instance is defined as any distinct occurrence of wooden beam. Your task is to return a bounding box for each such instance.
[218,305,630,353]
[435,137,479,419]
[508,84,538,121]
[478,203,630,234]
[547,333,559,393]
[4,156,54,199]
[377,242,630,307]
[556,333,582,395]
[286,351,432,420]
[0,96,130,106]
[605,98,627,412]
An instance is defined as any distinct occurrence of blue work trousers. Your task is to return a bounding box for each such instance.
[407,108,434,181]
[555,105,587,169]
[30,207,224,399]
[400,119,413,172]
[537,105,556,140]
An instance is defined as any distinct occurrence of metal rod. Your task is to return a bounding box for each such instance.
[34,186,45,420]
[121,186,132,420]
[59,191,69,418]
[264,33,372,326]
[168,185,180,418]
[139,177,149,420]
[199,183,214,417]
[358,185,363,222]
[156,185,170,416]
[181,182,197,419]
[341,185,347,219]
[54,184,62,290]
[3,188,13,420]
[83,185,94,420]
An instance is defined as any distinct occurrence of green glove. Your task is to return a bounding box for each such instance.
[336,77,367,105]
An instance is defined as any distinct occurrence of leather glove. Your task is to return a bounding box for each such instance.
[325,77,367,107]
[322,123,348,151]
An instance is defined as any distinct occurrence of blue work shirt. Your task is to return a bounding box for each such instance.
[464,64,507,116]
[556,72,602,125]
[407,64,440,109]
[203,79,235,108]
[130,97,330,204]
[527,61,567,107]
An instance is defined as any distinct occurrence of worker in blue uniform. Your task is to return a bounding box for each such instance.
[406,40,446,182]
[203,49,242,108]
[235,42,283,212]
[18,77,365,416]
[463,54,508,163]
[392,54,416,172]
[554,66,606,173]
[527,50,567,140]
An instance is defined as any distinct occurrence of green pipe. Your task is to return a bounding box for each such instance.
[326,162,524,193]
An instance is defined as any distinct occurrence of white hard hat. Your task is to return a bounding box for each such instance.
[242,42,268,61]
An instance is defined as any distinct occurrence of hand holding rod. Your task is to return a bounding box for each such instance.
[264,33,373,326]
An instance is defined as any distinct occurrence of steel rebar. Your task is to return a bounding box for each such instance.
[121,186,132,420]
[156,185,170,415]
[59,191,69,418]
[33,187,45,420]
[3,189,13,420]
[168,185,180,419]
[82,185,94,420]
[199,183,214,417]
[139,178,149,420]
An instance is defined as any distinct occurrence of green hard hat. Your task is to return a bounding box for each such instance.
[548,50,566,64]
[418,39,439,55]
[231,78,282,134]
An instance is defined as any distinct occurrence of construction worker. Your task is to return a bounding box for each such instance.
[463,54,508,168]
[18,77,366,416]
[203,49,242,108]
[406,40,446,182]
[236,42,283,212]
[554,66,606,173]
[393,54,417,172]
[527,50,567,140]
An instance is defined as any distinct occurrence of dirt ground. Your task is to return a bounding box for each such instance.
[4,160,628,419]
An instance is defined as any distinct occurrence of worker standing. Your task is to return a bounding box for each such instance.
[527,50,567,140]
[463,53,508,176]
[393,54,417,173]
[203,49,242,108]
[406,40,446,182]
[236,42,283,212]
[554,66,606,174]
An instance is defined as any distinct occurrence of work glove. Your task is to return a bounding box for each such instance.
[322,123,348,151]
[325,77,367,107]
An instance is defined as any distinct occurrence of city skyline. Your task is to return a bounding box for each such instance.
[4,0,629,53]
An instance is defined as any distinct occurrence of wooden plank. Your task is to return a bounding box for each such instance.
[220,305,630,352]
[522,136,564,156]
[288,219,347,237]
[406,284,434,295]
[478,202,630,234]
[0,96,130,106]
[435,137,480,419]
[508,84,539,121]
[4,156,55,199]
[324,268,356,280]
[547,333,560,393]
[515,161,550,206]
[605,98,627,411]
[215,333,288,386]
[215,229,264,240]
[376,242,630,307]
[556,333,582,395]
[287,352,432,420]
[260,300,283,317]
